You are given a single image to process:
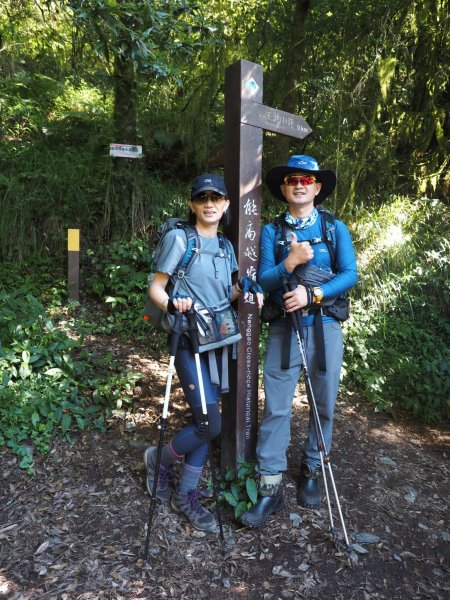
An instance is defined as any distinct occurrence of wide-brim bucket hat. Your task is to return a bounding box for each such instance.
[266,155,337,204]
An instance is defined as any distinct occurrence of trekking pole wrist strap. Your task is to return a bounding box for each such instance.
[304,284,314,307]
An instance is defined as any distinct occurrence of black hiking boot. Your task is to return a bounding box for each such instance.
[239,474,283,528]
[296,463,320,508]
[239,491,284,528]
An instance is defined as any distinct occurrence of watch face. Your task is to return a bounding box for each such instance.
[314,288,322,297]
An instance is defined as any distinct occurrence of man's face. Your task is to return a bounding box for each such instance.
[280,172,322,208]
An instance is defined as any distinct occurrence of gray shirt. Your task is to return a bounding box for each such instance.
[156,229,238,307]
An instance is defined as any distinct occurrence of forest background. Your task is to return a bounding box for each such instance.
[0,0,448,471]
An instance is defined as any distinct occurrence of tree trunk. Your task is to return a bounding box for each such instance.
[106,48,141,238]
[272,0,311,164]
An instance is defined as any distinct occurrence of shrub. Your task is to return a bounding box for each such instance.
[0,289,140,470]
[343,197,449,422]
[219,461,258,519]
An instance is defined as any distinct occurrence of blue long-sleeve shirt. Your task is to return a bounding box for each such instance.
[258,216,358,325]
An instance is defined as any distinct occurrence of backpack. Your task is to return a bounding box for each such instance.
[273,204,337,272]
[144,218,240,341]
[144,218,241,392]
[261,205,350,324]
[143,218,199,332]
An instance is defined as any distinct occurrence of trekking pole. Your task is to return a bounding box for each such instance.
[142,311,183,570]
[186,308,227,555]
[283,279,352,551]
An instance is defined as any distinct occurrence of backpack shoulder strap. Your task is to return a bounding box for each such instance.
[273,212,293,265]
[217,233,234,296]
[316,204,337,272]
[174,224,201,279]
[217,232,232,256]
[271,207,338,271]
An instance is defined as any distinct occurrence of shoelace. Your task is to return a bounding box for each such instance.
[186,489,206,515]
[158,465,175,489]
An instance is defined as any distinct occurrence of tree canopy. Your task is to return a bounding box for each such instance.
[1,0,448,253]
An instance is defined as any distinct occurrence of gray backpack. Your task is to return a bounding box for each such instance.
[144,218,241,353]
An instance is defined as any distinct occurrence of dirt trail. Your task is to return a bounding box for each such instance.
[1,335,449,599]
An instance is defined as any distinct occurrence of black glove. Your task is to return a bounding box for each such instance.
[236,276,263,295]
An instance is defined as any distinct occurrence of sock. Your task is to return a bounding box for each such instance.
[259,473,282,497]
[160,440,183,468]
[179,463,203,493]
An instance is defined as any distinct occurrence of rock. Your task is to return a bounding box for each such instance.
[351,543,369,554]
[354,532,380,544]
[289,513,302,527]
[404,490,417,504]
[377,456,398,468]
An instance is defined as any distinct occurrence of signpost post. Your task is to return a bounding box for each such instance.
[67,228,80,303]
[222,59,312,469]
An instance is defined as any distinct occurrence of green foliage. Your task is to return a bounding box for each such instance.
[0,255,67,311]
[219,461,258,519]
[83,183,188,341]
[0,75,113,260]
[84,237,150,338]
[0,289,141,471]
[68,0,216,76]
[343,197,449,422]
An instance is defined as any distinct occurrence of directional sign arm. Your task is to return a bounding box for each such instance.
[241,100,312,139]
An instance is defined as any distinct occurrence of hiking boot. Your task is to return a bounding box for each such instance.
[143,446,174,502]
[239,474,283,528]
[239,490,283,528]
[297,464,320,508]
[171,489,218,532]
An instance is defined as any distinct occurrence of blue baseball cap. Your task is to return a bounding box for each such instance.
[191,173,227,198]
[266,155,337,204]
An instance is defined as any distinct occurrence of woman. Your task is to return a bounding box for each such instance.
[145,173,263,532]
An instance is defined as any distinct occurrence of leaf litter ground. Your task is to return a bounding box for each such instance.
[1,331,449,600]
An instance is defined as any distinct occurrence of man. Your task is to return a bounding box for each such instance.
[240,155,358,528]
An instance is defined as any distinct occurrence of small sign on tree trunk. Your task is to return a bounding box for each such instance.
[109,144,143,158]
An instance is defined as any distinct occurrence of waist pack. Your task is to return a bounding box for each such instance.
[145,297,241,352]
[181,299,241,393]
[261,263,349,324]
[194,298,241,353]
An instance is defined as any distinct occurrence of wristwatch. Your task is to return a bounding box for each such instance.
[312,287,324,304]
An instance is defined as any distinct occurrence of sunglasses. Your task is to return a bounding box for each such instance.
[192,193,226,204]
[283,175,317,186]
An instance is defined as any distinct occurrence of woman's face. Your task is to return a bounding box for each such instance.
[188,190,230,227]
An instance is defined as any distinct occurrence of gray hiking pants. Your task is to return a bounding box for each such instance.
[256,319,343,475]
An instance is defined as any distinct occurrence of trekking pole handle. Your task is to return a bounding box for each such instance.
[282,277,302,336]
[186,308,200,353]
[281,276,298,293]
[169,311,184,356]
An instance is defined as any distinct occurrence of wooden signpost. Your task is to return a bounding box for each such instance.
[222,59,312,469]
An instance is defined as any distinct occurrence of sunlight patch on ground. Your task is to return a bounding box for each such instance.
[0,574,11,595]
